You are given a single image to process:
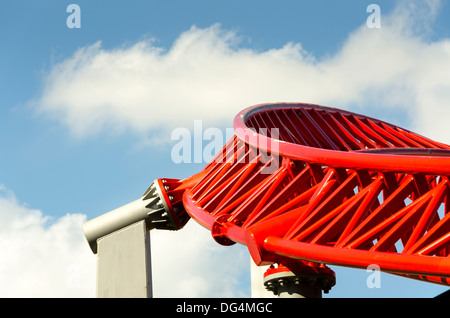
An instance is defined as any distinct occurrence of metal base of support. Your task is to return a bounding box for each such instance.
[264,269,322,298]
[263,263,335,298]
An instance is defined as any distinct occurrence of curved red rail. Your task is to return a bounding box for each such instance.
[181,103,450,286]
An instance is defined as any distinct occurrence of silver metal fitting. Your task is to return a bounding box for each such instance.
[82,179,185,254]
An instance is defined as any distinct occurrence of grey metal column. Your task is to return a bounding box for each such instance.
[96,220,152,298]
[82,179,186,298]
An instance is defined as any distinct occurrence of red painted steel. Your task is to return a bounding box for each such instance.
[176,103,450,286]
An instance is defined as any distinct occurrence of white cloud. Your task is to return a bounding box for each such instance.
[35,0,450,144]
[0,185,96,297]
[151,222,250,298]
[0,185,250,297]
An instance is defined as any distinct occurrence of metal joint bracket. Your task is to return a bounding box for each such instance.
[82,178,185,254]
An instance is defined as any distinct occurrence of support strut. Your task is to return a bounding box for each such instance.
[82,178,188,297]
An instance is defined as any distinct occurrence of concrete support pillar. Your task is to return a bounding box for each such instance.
[82,179,186,298]
[96,220,152,298]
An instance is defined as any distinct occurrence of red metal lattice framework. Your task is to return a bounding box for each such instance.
[166,102,450,287]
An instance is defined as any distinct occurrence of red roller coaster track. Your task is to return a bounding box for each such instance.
[163,102,450,290]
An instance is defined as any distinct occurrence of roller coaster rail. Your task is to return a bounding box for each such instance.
[83,102,450,297]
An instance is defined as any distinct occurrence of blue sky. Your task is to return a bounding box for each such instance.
[1,0,450,297]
